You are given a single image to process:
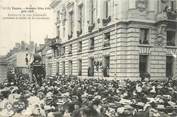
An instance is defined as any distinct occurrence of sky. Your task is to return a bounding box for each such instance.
[0,0,56,56]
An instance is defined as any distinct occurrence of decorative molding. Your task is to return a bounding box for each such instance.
[166,48,177,57]
[139,45,152,55]
[136,0,148,12]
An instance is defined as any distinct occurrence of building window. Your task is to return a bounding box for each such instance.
[102,0,111,26]
[62,46,65,56]
[103,32,110,47]
[68,44,72,54]
[166,56,174,78]
[89,37,94,50]
[88,0,96,32]
[62,61,65,75]
[105,0,109,18]
[57,62,59,75]
[68,11,74,39]
[57,47,60,56]
[78,41,82,52]
[140,28,149,44]
[69,60,72,75]
[78,59,82,76]
[77,5,83,36]
[103,56,110,77]
[139,55,149,78]
[171,0,176,11]
[63,26,66,38]
[61,8,66,38]
[90,0,94,24]
[88,58,94,76]
[57,26,60,38]
[54,49,57,57]
[47,63,52,76]
[167,31,176,46]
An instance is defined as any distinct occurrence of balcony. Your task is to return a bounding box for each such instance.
[77,30,82,37]
[157,9,177,22]
[166,10,177,20]
[139,40,149,45]
[102,16,111,26]
[88,23,95,32]
[49,37,61,49]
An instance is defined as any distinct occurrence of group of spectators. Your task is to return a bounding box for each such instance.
[0,74,177,117]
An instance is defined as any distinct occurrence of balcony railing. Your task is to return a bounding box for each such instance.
[88,23,95,32]
[166,10,177,20]
[102,16,111,26]
[139,40,149,45]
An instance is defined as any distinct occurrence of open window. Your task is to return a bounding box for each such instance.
[78,59,82,76]
[88,58,94,76]
[103,56,110,77]
[166,56,174,78]
[167,31,176,46]
[139,28,149,44]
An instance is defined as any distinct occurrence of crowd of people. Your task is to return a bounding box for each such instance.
[0,74,177,117]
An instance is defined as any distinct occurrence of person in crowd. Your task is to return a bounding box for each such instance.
[0,73,177,117]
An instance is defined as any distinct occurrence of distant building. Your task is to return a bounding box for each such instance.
[5,41,36,74]
[0,56,7,82]
[49,0,177,80]
[36,38,56,76]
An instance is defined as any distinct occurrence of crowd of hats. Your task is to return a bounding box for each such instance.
[0,75,177,117]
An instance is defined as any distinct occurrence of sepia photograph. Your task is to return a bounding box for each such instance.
[0,0,177,116]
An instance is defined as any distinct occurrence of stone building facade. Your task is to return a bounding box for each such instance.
[50,0,177,80]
